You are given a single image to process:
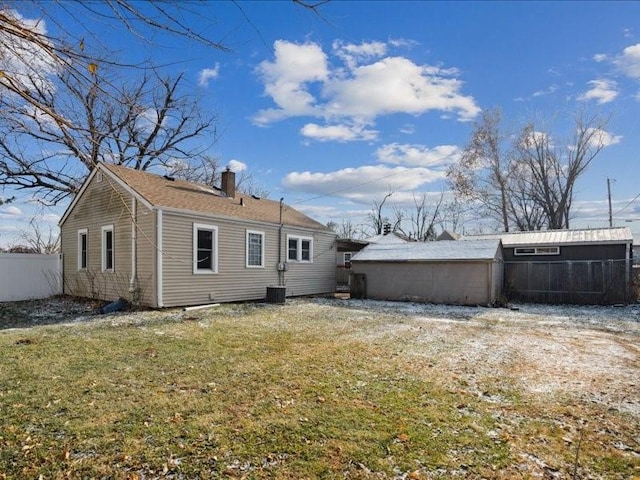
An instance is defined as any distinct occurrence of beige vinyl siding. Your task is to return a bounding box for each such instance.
[352,261,499,306]
[133,201,157,307]
[60,174,134,302]
[161,212,282,307]
[281,228,336,297]
[160,212,337,307]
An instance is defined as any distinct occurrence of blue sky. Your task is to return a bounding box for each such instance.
[2,1,640,246]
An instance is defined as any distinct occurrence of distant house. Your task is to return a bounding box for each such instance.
[59,163,337,308]
[462,227,634,304]
[350,239,503,306]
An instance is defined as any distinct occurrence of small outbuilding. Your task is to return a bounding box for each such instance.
[463,227,634,304]
[350,239,503,306]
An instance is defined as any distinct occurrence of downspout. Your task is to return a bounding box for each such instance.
[156,209,164,307]
[129,197,138,295]
[625,241,631,301]
[278,198,284,287]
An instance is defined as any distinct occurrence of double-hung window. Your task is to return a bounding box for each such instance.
[246,230,265,268]
[78,228,88,270]
[193,223,218,274]
[101,225,114,272]
[287,235,313,263]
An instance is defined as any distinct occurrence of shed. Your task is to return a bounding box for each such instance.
[463,227,633,304]
[350,239,503,306]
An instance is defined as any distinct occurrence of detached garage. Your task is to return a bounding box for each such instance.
[350,239,503,306]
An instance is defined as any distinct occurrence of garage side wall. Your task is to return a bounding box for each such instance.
[352,261,494,305]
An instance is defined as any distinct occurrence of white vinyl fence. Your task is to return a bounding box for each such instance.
[0,253,62,302]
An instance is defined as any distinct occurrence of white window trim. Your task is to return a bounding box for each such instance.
[193,223,219,274]
[101,225,114,272]
[514,246,560,256]
[344,252,352,263]
[246,229,265,268]
[286,234,313,263]
[77,228,88,271]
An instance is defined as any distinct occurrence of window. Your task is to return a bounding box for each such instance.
[514,246,560,256]
[193,223,218,274]
[77,229,88,270]
[101,225,114,272]
[287,235,313,263]
[246,230,265,268]
[344,252,352,268]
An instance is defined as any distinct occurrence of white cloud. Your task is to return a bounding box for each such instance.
[198,64,220,87]
[586,128,622,148]
[578,79,619,104]
[0,9,58,95]
[323,56,479,121]
[399,124,415,135]
[227,159,247,172]
[254,40,328,125]
[253,39,480,138]
[0,206,22,218]
[283,165,445,204]
[593,53,608,63]
[613,43,640,79]
[332,40,387,69]
[300,123,378,142]
[376,143,461,167]
[532,84,558,97]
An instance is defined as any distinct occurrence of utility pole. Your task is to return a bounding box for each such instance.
[607,178,614,227]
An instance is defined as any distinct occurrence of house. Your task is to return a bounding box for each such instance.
[350,239,503,306]
[462,227,634,304]
[335,238,368,290]
[59,163,337,308]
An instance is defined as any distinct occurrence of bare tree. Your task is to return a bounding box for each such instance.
[397,192,445,241]
[447,108,513,232]
[328,218,365,239]
[2,2,323,203]
[16,218,60,253]
[0,66,213,204]
[514,113,610,229]
[448,109,611,231]
[367,191,394,235]
[168,156,270,198]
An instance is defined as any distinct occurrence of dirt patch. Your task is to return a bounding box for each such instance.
[0,295,99,329]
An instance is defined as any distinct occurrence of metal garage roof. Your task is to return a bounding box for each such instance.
[351,239,502,262]
[462,227,632,247]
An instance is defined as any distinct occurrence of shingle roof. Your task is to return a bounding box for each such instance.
[100,163,330,231]
[462,227,632,247]
[352,239,501,262]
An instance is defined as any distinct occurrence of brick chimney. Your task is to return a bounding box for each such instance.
[221,167,235,198]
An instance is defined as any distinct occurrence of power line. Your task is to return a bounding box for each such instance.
[614,191,640,216]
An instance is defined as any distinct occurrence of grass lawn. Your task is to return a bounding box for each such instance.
[0,298,639,479]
